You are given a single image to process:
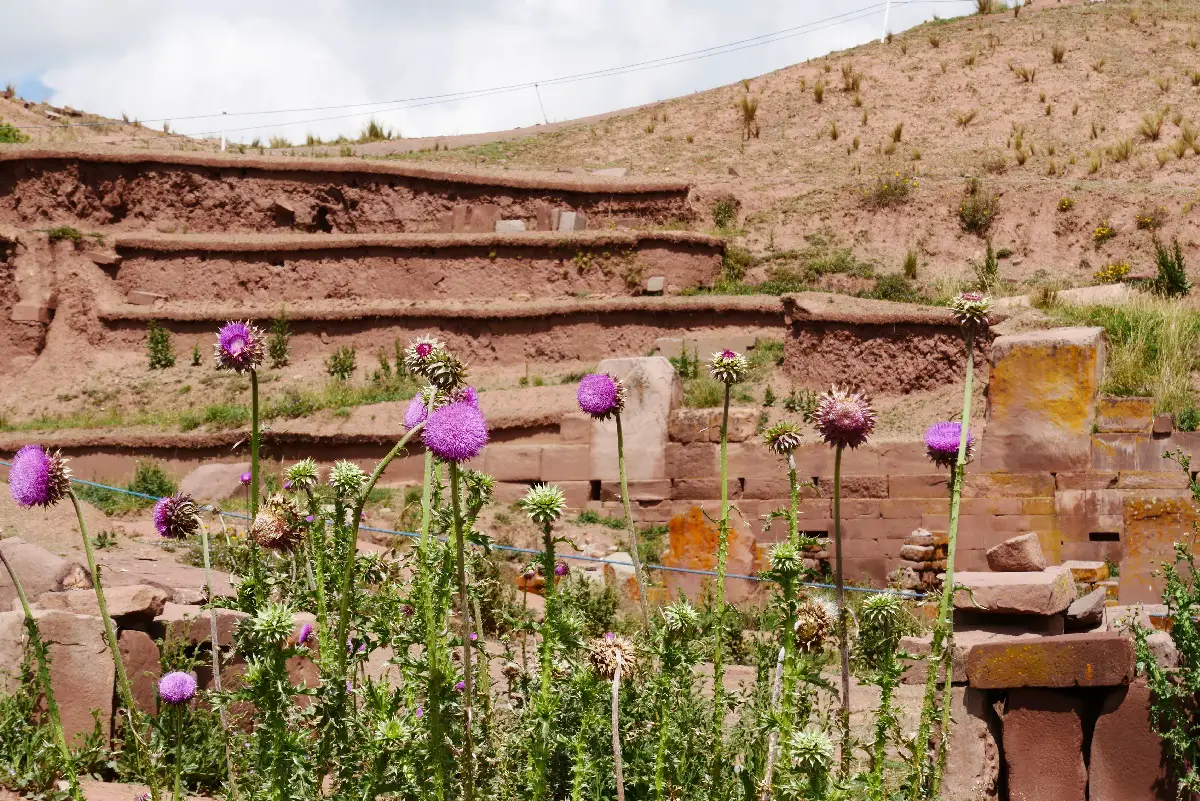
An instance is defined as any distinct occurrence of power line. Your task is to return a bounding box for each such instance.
[11,0,974,137]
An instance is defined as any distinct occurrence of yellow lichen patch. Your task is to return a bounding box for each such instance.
[988,342,1100,435]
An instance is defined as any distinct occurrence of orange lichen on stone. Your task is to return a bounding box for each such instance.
[1121,496,1198,603]
[1096,396,1154,433]
[988,342,1100,435]
[660,505,765,603]
[966,633,1133,689]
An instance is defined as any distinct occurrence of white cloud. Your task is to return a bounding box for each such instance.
[3,0,977,144]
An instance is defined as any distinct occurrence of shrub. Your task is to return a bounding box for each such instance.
[325,347,357,381]
[1058,197,1074,212]
[956,109,977,128]
[958,179,999,235]
[74,460,176,514]
[737,95,759,140]
[1152,237,1191,298]
[1051,43,1066,64]
[191,343,202,367]
[1014,65,1037,83]
[721,245,753,282]
[1094,261,1130,284]
[862,171,918,208]
[147,321,175,370]
[841,63,862,92]
[0,120,29,144]
[268,309,291,368]
[890,122,904,143]
[1178,406,1200,432]
[928,33,941,48]
[268,136,291,149]
[358,118,394,142]
[975,0,996,14]
[868,273,920,302]
[1136,205,1167,231]
[712,195,740,230]
[903,249,918,279]
[1093,222,1117,245]
[973,240,1000,290]
[813,80,826,103]
[1092,58,1106,73]
[203,404,250,429]
[1139,109,1166,141]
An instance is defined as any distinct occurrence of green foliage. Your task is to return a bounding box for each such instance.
[574,509,626,529]
[1152,237,1192,298]
[268,309,291,368]
[147,321,176,369]
[190,343,202,367]
[75,460,176,514]
[325,346,357,381]
[1130,449,1200,797]
[958,179,999,235]
[866,273,921,303]
[721,245,753,282]
[1049,295,1200,415]
[903,249,919,279]
[862,170,918,208]
[0,119,30,143]
[669,347,701,379]
[1178,406,1200,433]
[202,403,250,429]
[784,388,820,422]
[973,239,1000,290]
[712,196,741,229]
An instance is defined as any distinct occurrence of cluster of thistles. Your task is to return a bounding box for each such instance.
[401,336,489,463]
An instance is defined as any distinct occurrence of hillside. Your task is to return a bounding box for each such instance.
[389,0,1200,293]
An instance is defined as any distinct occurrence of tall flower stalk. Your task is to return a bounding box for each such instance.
[521,483,567,801]
[590,634,635,801]
[0,545,80,800]
[577,373,650,624]
[910,293,989,800]
[705,348,748,784]
[157,671,198,801]
[813,386,876,775]
[214,321,266,608]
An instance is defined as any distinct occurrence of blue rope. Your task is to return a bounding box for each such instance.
[0,458,924,599]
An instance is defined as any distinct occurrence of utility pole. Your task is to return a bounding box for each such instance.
[881,0,892,43]
[220,111,227,151]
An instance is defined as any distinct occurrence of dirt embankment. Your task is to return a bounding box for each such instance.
[0,151,694,235]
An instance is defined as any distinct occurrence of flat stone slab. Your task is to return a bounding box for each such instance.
[1089,680,1175,801]
[38,584,169,620]
[1065,588,1107,630]
[900,629,1038,685]
[1060,559,1108,583]
[967,632,1134,689]
[954,567,1074,615]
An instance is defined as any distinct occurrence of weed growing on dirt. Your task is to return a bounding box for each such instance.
[325,347,357,381]
[147,321,176,370]
[957,179,999,236]
[269,309,291,368]
[75,460,176,514]
[0,120,29,143]
[862,170,918,208]
[1151,237,1191,298]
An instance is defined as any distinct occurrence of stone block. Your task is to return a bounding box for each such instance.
[1116,470,1191,490]
[86,251,123,267]
[661,506,760,604]
[1065,588,1107,631]
[119,629,161,715]
[178,461,252,504]
[534,203,553,232]
[38,584,168,621]
[1003,689,1087,801]
[12,302,50,322]
[967,632,1134,689]
[954,567,1073,615]
[1060,559,1108,583]
[1055,471,1118,490]
[671,478,739,500]
[494,219,526,233]
[889,474,951,498]
[556,210,586,231]
[942,686,1002,801]
[466,204,501,233]
[1096,395,1154,433]
[984,327,1105,472]
[34,611,114,745]
[1090,680,1174,801]
[558,412,592,444]
[899,544,935,562]
[558,481,591,509]
[1122,497,1199,604]
[590,357,680,481]
[155,603,248,648]
[484,444,543,481]
[900,630,1034,685]
[815,475,889,499]
[0,537,91,612]
[539,444,590,481]
[127,290,167,306]
[964,472,1057,498]
[985,533,1047,572]
[1152,413,1174,435]
[666,442,718,478]
[600,479,670,502]
[645,275,665,294]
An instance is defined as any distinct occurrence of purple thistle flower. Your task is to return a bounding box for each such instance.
[157,671,197,705]
[469,632,479,641]
[554,560,569,577]
[455,385,479,408]
[813,386,876,450]
[213,321,265,373]
[416,706,424,718]
[283,479,293,490]
[924,421,974,469]
[422,401,488,463]
[135,793,151,801]
[604,631,616,642]
[297,623,314,646]
[577,373,625,420]
[7,445,71,508]
[305,514,315,523]
[404,394,429,430]
[400,603,415,617]
[153,493,201,539]
[239,471,252,486]
[455,681,466,691]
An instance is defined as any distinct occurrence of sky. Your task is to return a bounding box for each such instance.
[3,1,980,144]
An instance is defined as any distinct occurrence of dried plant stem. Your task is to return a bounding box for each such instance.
[833,445,852,776]
[199,523,239,801]
[612,654,626,801]
[759,646,787,801]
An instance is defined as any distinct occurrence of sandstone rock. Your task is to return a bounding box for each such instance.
[900,629,1038,685]
[1059,559,1108,583]
[908,528,935,547]
[0,537,91,610]
[1003,689,1087,801]
[1090,680,1174,801]
[1065,587,1106,631]
[954,567,1073,615]
[0,610,25,694]
[177,462,251,504]
[1121,498,1198,604]
[942,686,1001,801]
[118,629,161,715]
[985,533,1047,572]
[1096,395,1154,434]
[38,584,168,620]
[1144,630,1178,670]
[154,603,248,647]
[590,357,681,481]
[967,632,1134,689]
[899,543,935,561]
[35,610,114,745]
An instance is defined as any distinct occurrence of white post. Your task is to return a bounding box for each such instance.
[880,0,892,42]
[220,111,227,151]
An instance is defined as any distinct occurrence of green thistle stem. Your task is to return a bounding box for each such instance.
[710,382,732,784]
[173,706,184,801]
[71,491,158,801]
[449,463,475,801]
[199,523,239,801]
[249,369,263,610]
[911,331,975,799]
[534,513,559,801]
[833,445,852,777]
[0,548,80,800]
[616,413,650,626]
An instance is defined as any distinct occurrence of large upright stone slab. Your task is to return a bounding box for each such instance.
[589,357,682,481]
[1003,689,1087,801]
[37,610,114,745]
[1090,680,1174,801]
[985,533,1047,572]
[178,461,251,503]
[942,687,1001,801]
[984,327,1105,472]
[1122,496,1198,604]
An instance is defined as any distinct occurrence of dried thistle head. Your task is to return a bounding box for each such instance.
[794,597,837,651]
[588,633,637,680]
[153,493,201,539]
[249,493,303,551]
[424,349,468,391]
